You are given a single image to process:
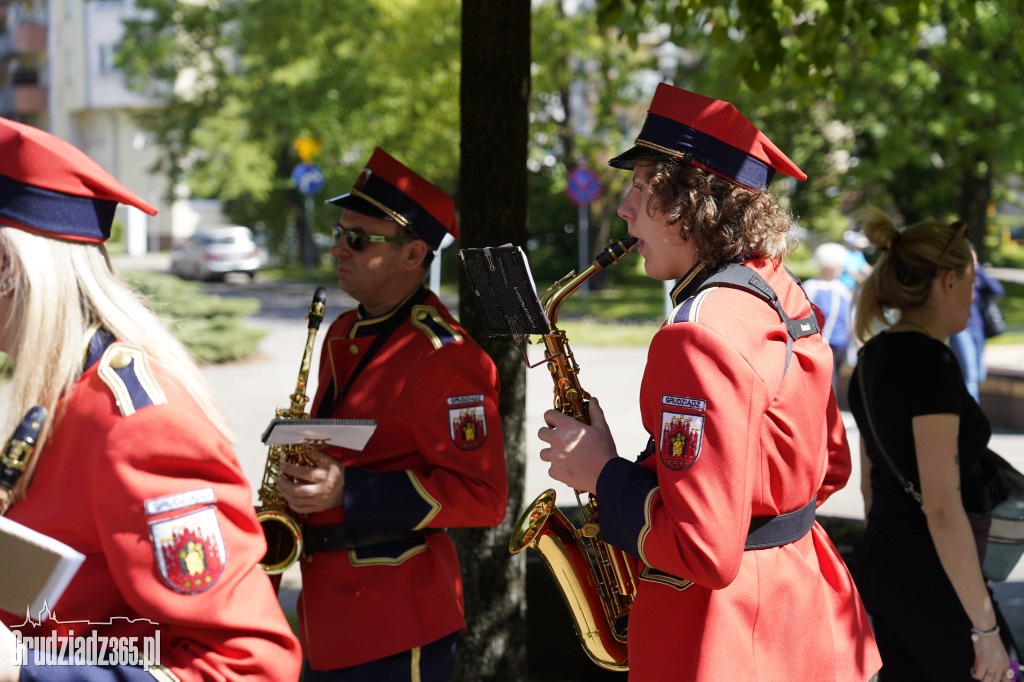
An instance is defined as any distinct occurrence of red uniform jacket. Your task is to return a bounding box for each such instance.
[596,259,880,680]
[300,288,507,670]
[1,331,302,681]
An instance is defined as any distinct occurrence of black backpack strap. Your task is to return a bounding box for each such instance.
[695,263,820,377]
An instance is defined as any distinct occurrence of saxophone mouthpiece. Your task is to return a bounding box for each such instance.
[595,236,638,269]
[308,287,328,330]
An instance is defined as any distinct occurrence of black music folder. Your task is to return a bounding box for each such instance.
[459,245,550,337]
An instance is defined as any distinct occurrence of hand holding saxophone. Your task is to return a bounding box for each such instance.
[278,448,345,515]
[538,396,618,494]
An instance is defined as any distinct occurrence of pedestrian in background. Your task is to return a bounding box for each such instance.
[536,82,880,681]
[803,242,853,393]
[842,228,874,291]
[950,246,1005,402]
[849,208,1017,681]
[0,117,301,681]
[276,148,508,681]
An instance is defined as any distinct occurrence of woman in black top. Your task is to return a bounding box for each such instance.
[849,208,1017,681]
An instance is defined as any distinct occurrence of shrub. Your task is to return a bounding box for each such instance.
[123,271,266,364]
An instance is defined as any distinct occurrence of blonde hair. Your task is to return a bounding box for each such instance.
[852,208,973,342]
[646,160,794,269]
[0,226,234,500]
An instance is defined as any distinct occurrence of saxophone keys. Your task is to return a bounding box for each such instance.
[581,522,600,538]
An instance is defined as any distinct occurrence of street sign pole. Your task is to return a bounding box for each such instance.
[566,165,603,296]
[578,203,590,297]
[291,161,325,271]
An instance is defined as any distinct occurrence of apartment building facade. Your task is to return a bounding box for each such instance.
[1,0,219,252]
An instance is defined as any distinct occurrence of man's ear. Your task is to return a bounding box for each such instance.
[402,239,429,271]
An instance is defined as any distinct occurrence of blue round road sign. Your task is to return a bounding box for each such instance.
[566,166,603,206]
[292,163,325,196]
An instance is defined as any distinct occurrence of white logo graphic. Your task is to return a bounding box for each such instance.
[8,603,162,671]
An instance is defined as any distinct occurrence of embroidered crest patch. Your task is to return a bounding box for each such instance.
[659,411,705,470]
[354,167,373,190]
[149,506,226,594]
[448,401,487,450]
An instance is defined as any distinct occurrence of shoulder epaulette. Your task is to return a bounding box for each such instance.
[410,305,463,350]
[97,343,168,417]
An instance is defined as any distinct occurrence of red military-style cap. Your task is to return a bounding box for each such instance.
[0,117,158,242]
[327,147,458,250]
[609,83,806,190]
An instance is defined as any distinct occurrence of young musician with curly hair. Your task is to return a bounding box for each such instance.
[0,117,301,682]
[536,83,880,680]
[850,208,1019,682]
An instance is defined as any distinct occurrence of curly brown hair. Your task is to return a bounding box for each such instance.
[643,159,794,269]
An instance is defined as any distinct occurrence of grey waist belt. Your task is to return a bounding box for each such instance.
[745,498,817,550]
[302,524,444,555]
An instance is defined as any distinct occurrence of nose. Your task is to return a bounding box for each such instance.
[617,188,637,223]
[330,237,350,260]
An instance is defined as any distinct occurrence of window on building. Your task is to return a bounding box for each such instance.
[98,44,118,74]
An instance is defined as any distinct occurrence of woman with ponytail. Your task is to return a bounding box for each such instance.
[850,208,1018,681]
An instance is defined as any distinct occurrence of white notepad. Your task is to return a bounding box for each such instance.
[261,418,377,451]
[0,515,85,618]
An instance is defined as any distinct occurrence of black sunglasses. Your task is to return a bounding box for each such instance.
[332,224,416,252]
[936,220,971,274]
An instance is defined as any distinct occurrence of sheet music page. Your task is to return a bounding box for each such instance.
[0,515,85,617]
[458,245,550,336]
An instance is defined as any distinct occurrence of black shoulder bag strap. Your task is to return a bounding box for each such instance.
[315,287,431,418]
[855,347,923,505]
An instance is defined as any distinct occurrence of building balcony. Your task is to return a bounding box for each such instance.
[0,21,47,59]
[0,82,47,115]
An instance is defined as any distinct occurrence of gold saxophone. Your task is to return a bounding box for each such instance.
[256,286,327,574]
[509,236,638,671]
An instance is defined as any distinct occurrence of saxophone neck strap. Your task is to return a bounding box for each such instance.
[695,263,820,377]
[316,287,431,419]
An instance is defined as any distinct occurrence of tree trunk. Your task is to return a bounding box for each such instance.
[957,160,993,262]
[453,3,531,680]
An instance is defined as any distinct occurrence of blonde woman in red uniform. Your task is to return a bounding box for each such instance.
[537,84,881,680]
[0,118,301,681]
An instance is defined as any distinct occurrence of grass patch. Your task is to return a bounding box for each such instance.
[123,271,266,364]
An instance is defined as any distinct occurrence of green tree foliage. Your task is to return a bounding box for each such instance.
[598,0,1024,255]
[118,0,461,259]
[528,0,661,281]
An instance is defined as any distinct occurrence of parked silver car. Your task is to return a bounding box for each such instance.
[170,226,263,281]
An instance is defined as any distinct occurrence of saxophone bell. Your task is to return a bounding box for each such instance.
[509,489,630,671]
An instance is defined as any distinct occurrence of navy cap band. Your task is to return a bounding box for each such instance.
[353,172,449,250]
[636,113,776,190]
[0,174,113,241]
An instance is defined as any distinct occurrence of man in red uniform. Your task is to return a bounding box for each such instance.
[0,117,301,680]
[537,85,881,680]
[277,148,507,681]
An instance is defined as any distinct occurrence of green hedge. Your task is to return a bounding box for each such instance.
[124,271,266,364]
